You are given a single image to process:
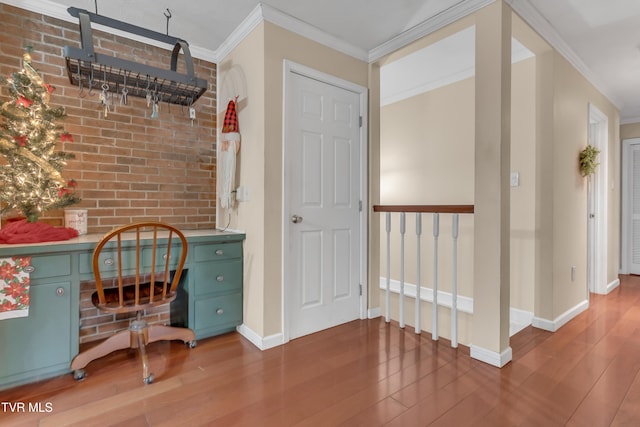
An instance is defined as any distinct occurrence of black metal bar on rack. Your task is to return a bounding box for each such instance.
[63,7,207,106]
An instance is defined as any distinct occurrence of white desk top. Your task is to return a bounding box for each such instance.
[0,229,244,252]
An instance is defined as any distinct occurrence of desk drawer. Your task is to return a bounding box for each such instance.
[194,260,242,296]
[141,245,183,269]
[194,243,241,262]
[194,293,242,331]
[79,249,137,275]
[29,254,71,279]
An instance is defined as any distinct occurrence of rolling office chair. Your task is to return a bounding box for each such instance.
[71,222,196,384]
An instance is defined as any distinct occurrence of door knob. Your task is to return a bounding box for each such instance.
[291,214,303,224]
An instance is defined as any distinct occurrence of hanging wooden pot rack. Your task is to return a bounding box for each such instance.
[63,7,207,106]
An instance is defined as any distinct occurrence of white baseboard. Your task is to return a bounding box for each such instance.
[470,344,512,368]
[368,307,381,319]
[236,324,284,350]
[532,299,589,332]
[379,277,474,313]
[379,277,534,336]
[510,307,534,336]
[606,278,620,294]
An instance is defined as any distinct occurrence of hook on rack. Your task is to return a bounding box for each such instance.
[164,9,172,36]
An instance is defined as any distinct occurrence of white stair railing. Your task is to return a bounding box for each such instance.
[374,205,474,348]
[432,213,439,340]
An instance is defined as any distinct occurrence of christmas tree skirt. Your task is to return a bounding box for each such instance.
[0,219,78,244]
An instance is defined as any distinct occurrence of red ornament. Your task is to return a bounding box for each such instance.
[16,96,33,108]
[13,135,28,146]
[60,132,74,143]
[57,187,71,197]
[44,83,55,94]
[66,179,78,188]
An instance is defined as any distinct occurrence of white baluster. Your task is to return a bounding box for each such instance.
[415,213,422,334]
[432,213,439,341]
[451,214,459,348]
[385,212,391,323]
[399,212,406,329]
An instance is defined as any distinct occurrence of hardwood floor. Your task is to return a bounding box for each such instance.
[3,275,640,426]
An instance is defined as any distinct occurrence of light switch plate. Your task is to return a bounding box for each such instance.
[510,172,519,187]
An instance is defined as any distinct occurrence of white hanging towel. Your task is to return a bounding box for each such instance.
[219,98,240,209]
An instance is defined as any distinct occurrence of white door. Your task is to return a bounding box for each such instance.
[625,140,640,274]
[284,64,364,340]
[587,104,608,294]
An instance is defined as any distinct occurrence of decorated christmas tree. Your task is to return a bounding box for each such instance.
[0,47,79,223]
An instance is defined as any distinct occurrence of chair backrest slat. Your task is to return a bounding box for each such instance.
[117,235,124,308]
[135,228,141,306]
[163,231,173,298]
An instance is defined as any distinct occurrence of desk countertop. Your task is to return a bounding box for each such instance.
[0,229,245,254]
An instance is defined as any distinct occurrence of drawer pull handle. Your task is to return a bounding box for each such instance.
[216,275,224,282]
[216,308,224,315]
[215,249,224,256]
[56,287,65,297]
[23,266,35,273]
[104,258,115,266]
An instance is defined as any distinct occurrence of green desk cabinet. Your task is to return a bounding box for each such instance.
[0,230,244,390]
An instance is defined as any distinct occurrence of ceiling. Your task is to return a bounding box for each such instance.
[8,0,640,122]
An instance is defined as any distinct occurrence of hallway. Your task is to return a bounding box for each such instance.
[2,276,640,426]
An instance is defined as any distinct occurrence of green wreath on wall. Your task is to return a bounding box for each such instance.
[579,145,600,177]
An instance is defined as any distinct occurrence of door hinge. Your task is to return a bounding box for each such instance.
[359,284,363,296]
[359,116,363,127]
[359,200,363,212]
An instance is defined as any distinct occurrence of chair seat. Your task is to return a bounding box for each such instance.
[92,282,177,311]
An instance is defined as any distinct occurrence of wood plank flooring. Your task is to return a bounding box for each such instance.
[2,275,640,426]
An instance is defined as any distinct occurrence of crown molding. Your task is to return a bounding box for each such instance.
[260,3,369,62]
[213,3,264,63]
[369,0,495,63]
[215,3,369,63]
[620,116,640,125]
[506,0,622,109]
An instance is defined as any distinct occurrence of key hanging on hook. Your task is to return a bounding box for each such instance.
[189,99,196,127]
[145,76,152,107]
[151,95,159,119]
[99,83,110,118]
[120,73,128,105]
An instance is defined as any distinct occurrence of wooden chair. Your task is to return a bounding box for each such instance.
[71,222,196,384]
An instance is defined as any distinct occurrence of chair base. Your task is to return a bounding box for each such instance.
[71,322,196,384]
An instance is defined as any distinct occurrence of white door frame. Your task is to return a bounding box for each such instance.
[281,60,369,344]
[622,138,640,274]
[587,103,608,294]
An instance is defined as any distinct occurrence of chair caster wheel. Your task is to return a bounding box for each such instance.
[73,369,86,381]
[187,340,197,349]
[143,373,154,384]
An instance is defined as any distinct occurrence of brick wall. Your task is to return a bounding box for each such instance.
[0,4,217,233]
[79,274,176,344]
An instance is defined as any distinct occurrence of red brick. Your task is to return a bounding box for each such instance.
[0,5,217,230]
